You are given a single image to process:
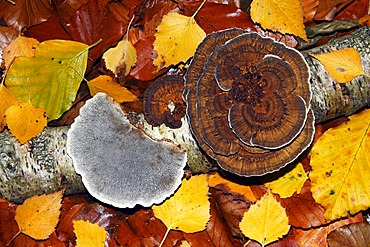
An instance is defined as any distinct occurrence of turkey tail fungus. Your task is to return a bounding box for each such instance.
[184,29,314,176]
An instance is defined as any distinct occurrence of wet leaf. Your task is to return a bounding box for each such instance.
[14,190,63,240]
[265,163,308,198]
[3,36,39,69]
[102,39,137,76]
[153,12,206,69]
[250,0,307,40]
[312,48,366,83]
[5,103,47,144]
[87,75,137,102]
[74,220,107,247]
[327,222,370,247]
[6,40,89,120]
[310,109,370,220]
[0,83,18,131]
[239,191,290,246]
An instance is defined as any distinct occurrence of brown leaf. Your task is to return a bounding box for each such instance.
[279,180,327,228]
[55,0,89,21]
[334,0,369,20]
[314,0,352,21]
[0,26,18,54]
[0,0,53,31]
[179,1,256,34]
[302,0,319,22]
[327,222,370,247]
[294,213,363,247]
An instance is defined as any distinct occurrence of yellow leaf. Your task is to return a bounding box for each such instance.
[250,0,307,41]
[15,190,63,240]
[153,174,210,245]
[74,220,107,247]
[310,109,370,220]
[312,48,366,83]
[0,83,18,131]
[179,240,191,247]
[102,39,137,76]
[265,163,307,198]
[3,36,39,69]
[239,191,290,246]
[209,173,257,202]
[87,75,137,102]
[153,12,206,70]
[6,40,89,120]
[5,103,47,144]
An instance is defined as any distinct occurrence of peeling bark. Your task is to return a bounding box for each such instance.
[1,27,369,203]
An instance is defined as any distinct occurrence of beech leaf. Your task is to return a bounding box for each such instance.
[250,0,307,41]
[5,40,89,120]
[14,190,63,240]
[265,162,308,198]
[152,174,210,245]
[87,75,137,102]
[3,36,39,69]
[73,220,107,247]
[312,48,366,83]
[239,191,290,246]
[5,103,47,144]
[153,12,206,70]
[102,39,137,76]
[310,109,370,220]
[327,222,370,247]
[0,83,18,131]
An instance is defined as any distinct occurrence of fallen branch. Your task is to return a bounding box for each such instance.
[1,27,369,203]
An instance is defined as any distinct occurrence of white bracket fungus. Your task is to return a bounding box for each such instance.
[66,93,187,208]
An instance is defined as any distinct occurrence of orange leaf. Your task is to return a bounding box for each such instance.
[87,75,137,103]
[0,83,18,131]
[73,220,107,247]
[3,36,39,69]
[5,102,47,144]
[14,190,64,240]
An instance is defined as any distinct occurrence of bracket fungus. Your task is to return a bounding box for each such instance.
[184,29,314,176]
[143,75,186,129]
[66,93,186,208]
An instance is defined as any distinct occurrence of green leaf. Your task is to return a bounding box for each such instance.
[6,40,89,120]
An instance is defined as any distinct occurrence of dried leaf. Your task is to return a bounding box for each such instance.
[87,75,137,102]
[312,48,366,83]
[250,0,307,41]
[5,103,47,144]
[152,175,210,244]
[153,12,206,69]
[327,222,370,247]
[310,109,370,220]
[102,39,137,76]
[6,40,89,120]
[0,83,18,131]
[74,220,107,247]
[265,163,308,198]
[3,36,39,69]
[239,191,290,246]
[15,190,63,240]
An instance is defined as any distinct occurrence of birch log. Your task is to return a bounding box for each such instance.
[1,27,369,203]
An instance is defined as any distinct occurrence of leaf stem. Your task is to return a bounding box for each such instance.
[158,228,171,247]
[88,39,102,50]
[7,230,21,246]
[191,0,207,18]
[126,15,135,42]
[6,0,15,5]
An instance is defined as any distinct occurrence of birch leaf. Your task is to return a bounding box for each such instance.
[265,162,308,198]
[74,220,107,247]
[3,36,39,69]
[0,83,18,131]
[153,12,206,70]
[312,48,365,83]
[152,174,210,244]
[87,75,137,102]
[15,190,63,240]
[239,191,290,246]
[102,39,137,76]
[310,109,370,220]
[5,103,47,144]
[250,0,307,41]
[5,40,89,120]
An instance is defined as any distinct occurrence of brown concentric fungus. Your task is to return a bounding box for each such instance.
[184,29,314,176]
[143,75,186,129]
